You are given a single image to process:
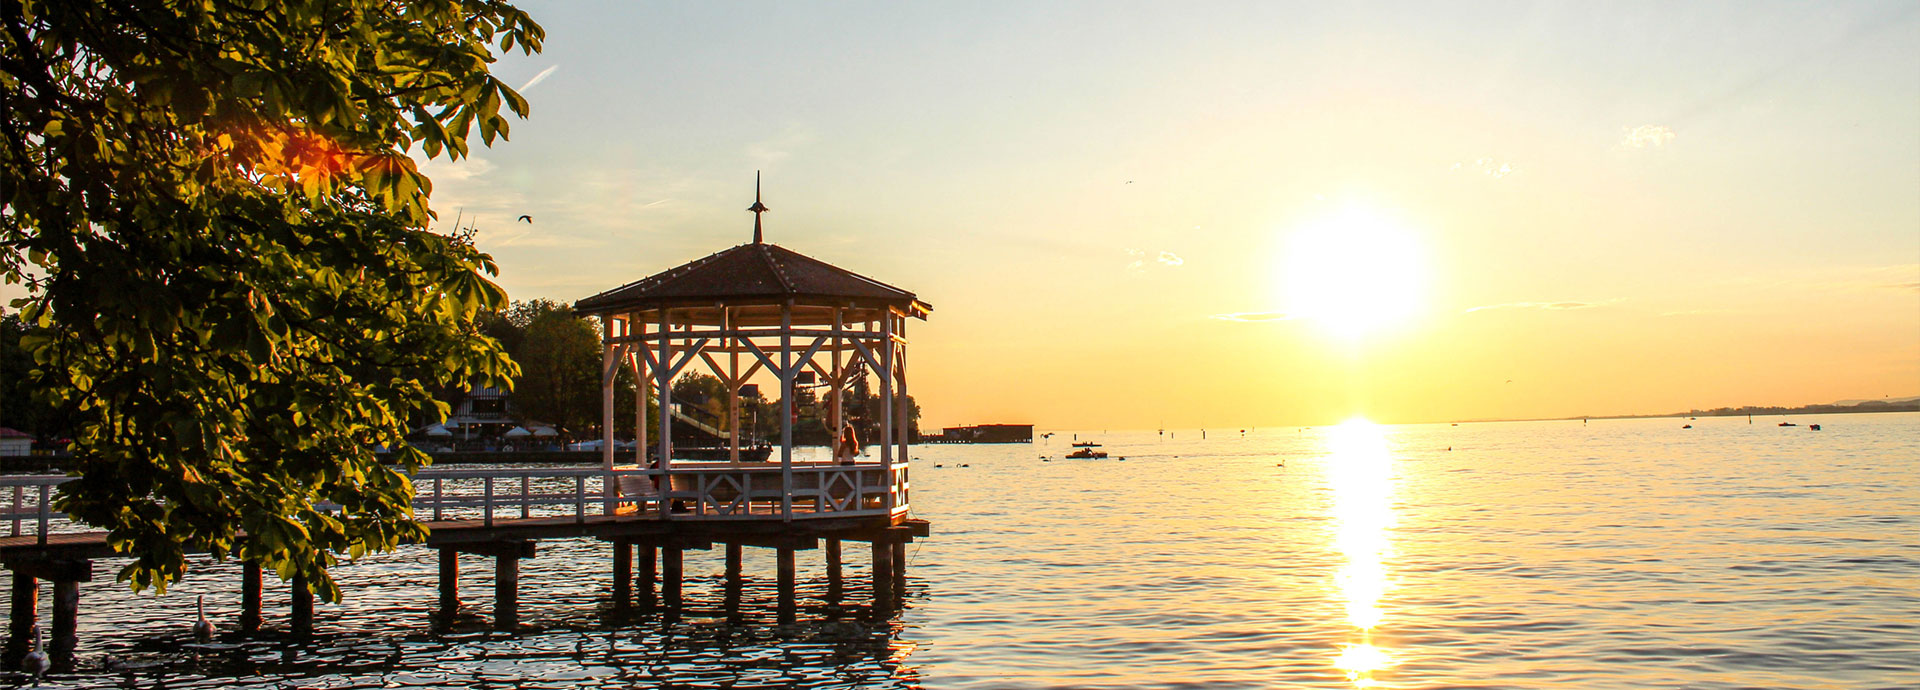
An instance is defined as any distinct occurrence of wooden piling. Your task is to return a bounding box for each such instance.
[725,543,743,579]
[290,572,314,637]
[662,547,683,611]
[49,580,77,670]
[611,539,632,610]
[892,539,908,588]
[241,561,262,633]
[494,553,519,629]
[825,538,843,601]
[437,548,458,619]
[4,573,35,666]
[638,543,656,611]
[871,541,894,610]
[777,547,797,624]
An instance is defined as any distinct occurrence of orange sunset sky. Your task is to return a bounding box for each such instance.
[417,2,1918,429]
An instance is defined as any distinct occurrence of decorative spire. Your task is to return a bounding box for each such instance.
[748,171,769,243]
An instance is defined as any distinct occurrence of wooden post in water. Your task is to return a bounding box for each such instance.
[49,580,77,670]
[892,539,908,591]
[871,541,894,611]
[724,546,743,620]
[825,538,844,602]
[241,562,262,633]
[825,538,842,573]
[638,544,656,611]
[494,553,519,629]
[290,572,314,637]
[776,547,797,624]
[661,547,683,612]
[5,573,35,666]
[437,548,459,619]
[612,539,632,611]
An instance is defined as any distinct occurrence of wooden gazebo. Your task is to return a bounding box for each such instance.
[573,179,930,521]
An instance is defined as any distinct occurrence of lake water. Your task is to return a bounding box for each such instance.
[5,412,1917,688]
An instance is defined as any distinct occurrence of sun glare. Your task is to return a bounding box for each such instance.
[1283,206,1429,341]
[1327,418,1397,687]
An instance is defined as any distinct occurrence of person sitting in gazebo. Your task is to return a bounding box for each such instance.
[834,424,860,465]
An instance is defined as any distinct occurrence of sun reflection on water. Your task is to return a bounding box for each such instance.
[1327,419,1397,687]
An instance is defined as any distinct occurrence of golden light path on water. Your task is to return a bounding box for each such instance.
[1327,419,1397,687]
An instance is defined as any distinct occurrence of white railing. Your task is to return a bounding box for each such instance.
[0,462,910,544]
[1,476,69,544]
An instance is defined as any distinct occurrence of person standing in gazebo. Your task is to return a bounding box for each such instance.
[834,424,860,465]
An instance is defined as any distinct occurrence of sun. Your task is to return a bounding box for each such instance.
[1281,206,1429,341]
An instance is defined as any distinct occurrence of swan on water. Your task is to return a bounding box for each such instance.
[23,626,49,686]
[193,595,214,643]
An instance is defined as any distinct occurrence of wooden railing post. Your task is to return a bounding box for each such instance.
[36,485,50,545]
[575,475,587,522]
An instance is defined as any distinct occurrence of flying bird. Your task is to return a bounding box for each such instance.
[517,215,532,223]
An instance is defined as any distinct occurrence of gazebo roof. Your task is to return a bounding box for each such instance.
[573,242,931,317]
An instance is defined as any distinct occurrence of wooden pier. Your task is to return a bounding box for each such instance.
[0,463,927,670]
[0,185,940,672]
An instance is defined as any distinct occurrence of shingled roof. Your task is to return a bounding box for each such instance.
[573,242,928,316]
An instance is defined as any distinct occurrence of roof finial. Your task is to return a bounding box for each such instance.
[748,171,769,244]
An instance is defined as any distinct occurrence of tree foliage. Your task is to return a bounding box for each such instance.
[506,300,599,433]
[0,312,68,440]
[0,0,540,598]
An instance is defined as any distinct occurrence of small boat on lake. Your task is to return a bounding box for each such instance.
[1066,447,1108,459]
[1071,442,1101,448]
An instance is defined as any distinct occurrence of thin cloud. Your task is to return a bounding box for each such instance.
[517,65,559,92]
[418,155,495,182]
[1211,311,1293,323]
[746,126,816,170]
[1800,264,1920,293]
[1125,248,1184,271]
[1621,125,1676,149]
[1464,300,1613,314]
[1450,158,1517,178]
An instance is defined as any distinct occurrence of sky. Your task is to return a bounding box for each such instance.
[307,2,1920,427]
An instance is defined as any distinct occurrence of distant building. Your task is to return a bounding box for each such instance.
[0,427,31,457]
[936,424,1033,443]
[447,384,517,439]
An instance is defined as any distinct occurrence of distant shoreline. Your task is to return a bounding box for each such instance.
[1449,399,1920,426]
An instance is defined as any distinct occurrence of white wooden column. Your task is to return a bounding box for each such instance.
[895,314,909,462]
[727,307,740,464]
[880,312,894,472]
[600,316,617,471]
[633,316,648,470]
[779,302,794,521]
[830,307,843,435]
[657,308,673,503]
[630,317,644,467]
